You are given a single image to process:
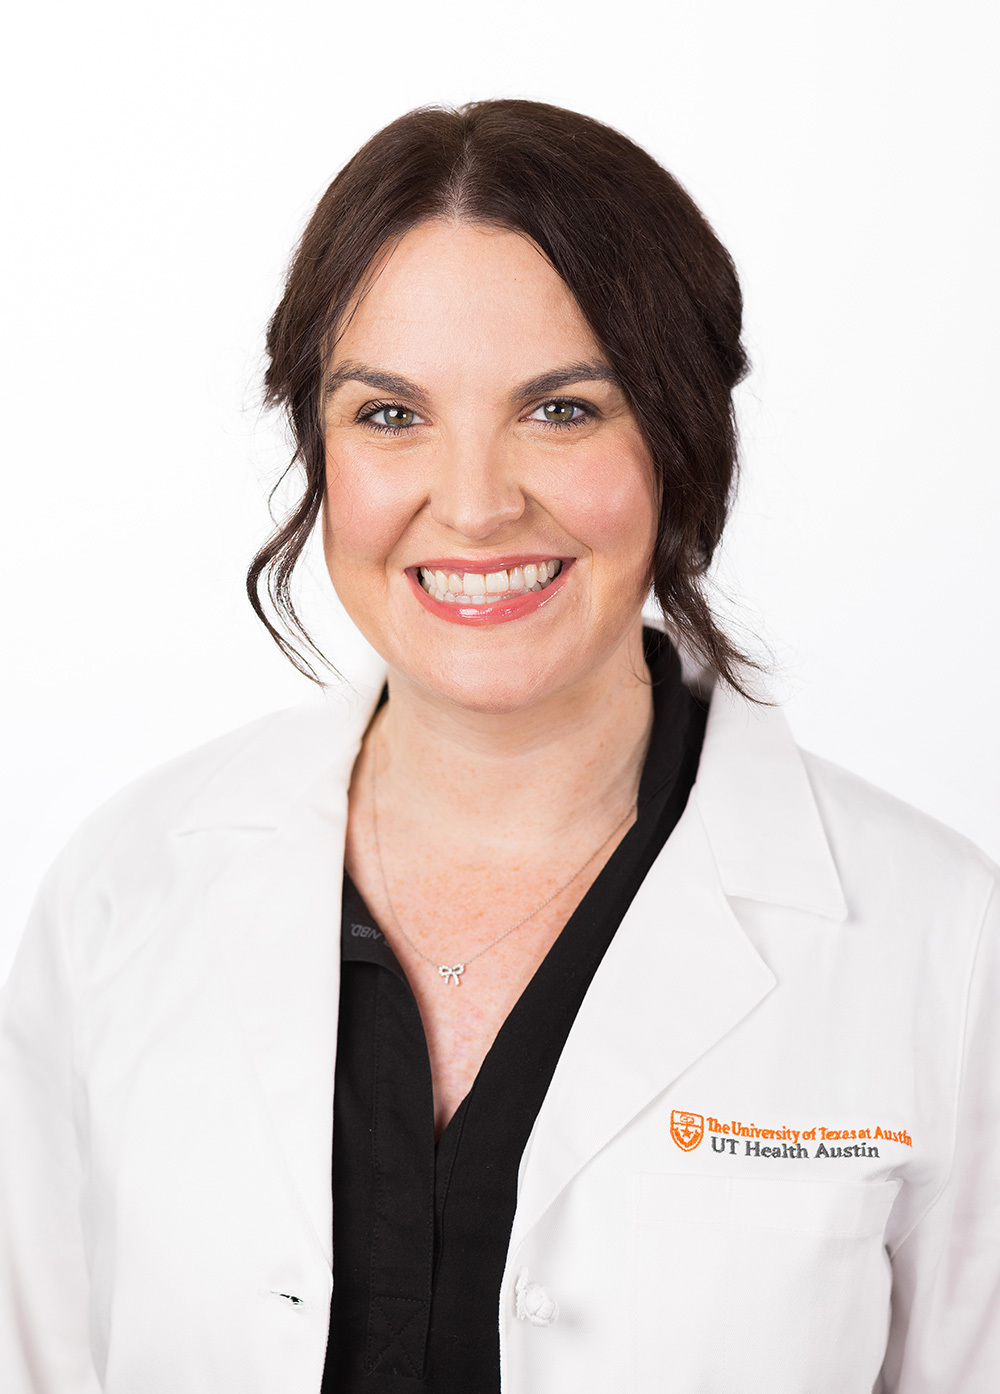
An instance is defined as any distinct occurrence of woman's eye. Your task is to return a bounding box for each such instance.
[528,399,589,427]
[362,403,422,431]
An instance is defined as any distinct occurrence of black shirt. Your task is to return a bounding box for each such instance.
[322,629,707,1392]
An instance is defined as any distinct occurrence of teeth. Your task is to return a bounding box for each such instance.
[418,560,562,604]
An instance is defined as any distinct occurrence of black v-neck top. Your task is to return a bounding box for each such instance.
[322,629,707,1392]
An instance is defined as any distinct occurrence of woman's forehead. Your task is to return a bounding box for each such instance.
[330,218,602,385]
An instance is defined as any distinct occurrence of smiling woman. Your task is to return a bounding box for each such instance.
[316,219,659,709]
[2,99,999,1394]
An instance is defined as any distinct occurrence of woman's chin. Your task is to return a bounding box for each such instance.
[410,654,570,717]
[386,622,643,719]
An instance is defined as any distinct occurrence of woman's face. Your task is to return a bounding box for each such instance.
[321,217,659,714]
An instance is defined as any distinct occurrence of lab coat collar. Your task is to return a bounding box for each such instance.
[693,682,848,921]
[169,678,380,836]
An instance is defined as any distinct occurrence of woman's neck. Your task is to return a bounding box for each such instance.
[369,619,654,850]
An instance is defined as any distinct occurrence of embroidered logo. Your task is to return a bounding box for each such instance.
[670,1110,705,1151]
[688,1112,914,1159]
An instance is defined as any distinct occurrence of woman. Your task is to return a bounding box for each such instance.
[2,99,998,1394]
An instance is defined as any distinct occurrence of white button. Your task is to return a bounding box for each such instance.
[515,1272,560,1327]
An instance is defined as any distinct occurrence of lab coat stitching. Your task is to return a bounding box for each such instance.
[886,876,998,1259]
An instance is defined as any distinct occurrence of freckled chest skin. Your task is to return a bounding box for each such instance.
[344,735,639,1139]
[323,219,659,1135]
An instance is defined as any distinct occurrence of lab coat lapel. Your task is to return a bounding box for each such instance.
[205,781,346,1265]
[170,683,381,1265]
[510,798,776,1251]
[510,685,847,1251]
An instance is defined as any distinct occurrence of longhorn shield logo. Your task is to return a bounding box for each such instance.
[670,1110,704,1151]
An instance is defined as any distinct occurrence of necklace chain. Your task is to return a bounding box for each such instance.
[370,722,637,986]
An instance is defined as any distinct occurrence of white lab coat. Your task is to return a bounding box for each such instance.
[1,673,998,1394]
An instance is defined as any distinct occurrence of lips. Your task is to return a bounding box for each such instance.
[407,557,572,626]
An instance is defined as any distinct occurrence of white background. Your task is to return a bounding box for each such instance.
[2,0,997,979]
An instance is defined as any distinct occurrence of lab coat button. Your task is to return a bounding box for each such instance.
[515,1275,559,1327]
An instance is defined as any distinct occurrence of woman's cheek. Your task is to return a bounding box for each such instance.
[544,442,657,562]
[323,447,419,568]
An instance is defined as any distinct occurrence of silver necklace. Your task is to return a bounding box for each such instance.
[370,727,637,986]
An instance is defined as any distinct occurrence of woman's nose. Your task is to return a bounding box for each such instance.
[427,430,526,541]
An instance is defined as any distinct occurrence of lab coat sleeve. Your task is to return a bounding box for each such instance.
[880,875,1000,1393]
[0,856,103,1394]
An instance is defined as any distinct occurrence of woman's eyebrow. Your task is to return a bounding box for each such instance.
[323,362,423,402]
[513,362,621,400]
[322,359,621,405]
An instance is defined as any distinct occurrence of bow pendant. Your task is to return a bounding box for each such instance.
[438,963,465,986]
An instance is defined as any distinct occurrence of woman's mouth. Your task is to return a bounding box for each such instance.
[417,559,563,605]
[407,557,571,626]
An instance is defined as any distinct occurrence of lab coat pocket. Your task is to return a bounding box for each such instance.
[632,1172,900,1394]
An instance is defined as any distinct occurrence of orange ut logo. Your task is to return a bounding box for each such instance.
[670,1111,704,1151]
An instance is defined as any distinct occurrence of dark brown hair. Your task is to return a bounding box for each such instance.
[250,98,757,692]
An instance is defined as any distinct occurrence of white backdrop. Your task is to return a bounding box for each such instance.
[2,0,998,980]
